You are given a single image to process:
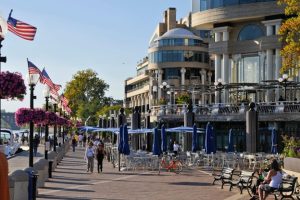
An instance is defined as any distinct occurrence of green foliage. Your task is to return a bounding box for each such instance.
[158,98,167,105]
[281,135,300,158]
[64,69,109,121]
[176,93,190,104]
[277,0,300,74]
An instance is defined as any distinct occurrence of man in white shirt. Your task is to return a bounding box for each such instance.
[173,141,180,156]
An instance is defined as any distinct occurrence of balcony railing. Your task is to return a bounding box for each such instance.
[150,101,300,116]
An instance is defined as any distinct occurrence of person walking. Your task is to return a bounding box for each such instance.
[85,142,95,173]
[33,134,40,156]
[83,134,87,147]
[173,141,180,156]
[72,136,77,152]
[96,143,106,173]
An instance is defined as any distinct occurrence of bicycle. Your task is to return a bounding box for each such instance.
[158,154,183,174]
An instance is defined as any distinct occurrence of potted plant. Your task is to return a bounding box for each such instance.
[282,135,300,172]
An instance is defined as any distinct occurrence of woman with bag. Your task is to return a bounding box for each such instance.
[96,143,106,173]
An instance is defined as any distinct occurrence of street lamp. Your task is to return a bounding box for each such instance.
[0,17,7,143]
[278,74,291,101]
[43,86,50,159]
[52,102,57,152]
[159,81,170,101]
[214,78,224,104]
[27,73,39,167]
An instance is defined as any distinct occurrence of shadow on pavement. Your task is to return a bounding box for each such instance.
[169,181,212,186]
[38,195,123,200]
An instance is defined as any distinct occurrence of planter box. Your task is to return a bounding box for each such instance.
[284,157,300,173]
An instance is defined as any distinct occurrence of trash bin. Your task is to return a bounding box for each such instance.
[27,170,39,200]
[48,161,53,178]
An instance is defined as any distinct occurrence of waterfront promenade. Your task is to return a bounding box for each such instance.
[31,146,251,200]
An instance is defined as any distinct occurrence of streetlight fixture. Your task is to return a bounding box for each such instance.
[43,85,50,159]
[0,17,8,143]
[214,78,224,104]
[159,81,170,101]
[52,102,57,152]
[278,74,292,101]
[27,73,40,167]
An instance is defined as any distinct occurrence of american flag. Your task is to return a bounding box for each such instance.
[7,10,37,41]
[40,68,59,92]
[60,94,69,106]
[27,59,41,75]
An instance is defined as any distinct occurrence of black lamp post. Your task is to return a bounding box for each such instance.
[214,78,224,104]
[0,18,8,143]
[43,86,50,159]
[53,103,57,152]
[62,111,66,144]
[27,73,39,167]
[278,74,290,101]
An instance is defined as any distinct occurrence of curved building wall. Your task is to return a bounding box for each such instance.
[190,0,287,104]
[191,1,284,28]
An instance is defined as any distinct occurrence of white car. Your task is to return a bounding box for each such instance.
[0,129,21,157]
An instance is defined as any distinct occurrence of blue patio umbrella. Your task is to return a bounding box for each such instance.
[205,122,216,154]
[228,129,234,152]
[271,128,278,154]
[152,127,161,155]
[192,124,198,152]
[161,124,167,153]
[122,124,130,155]
[118,125,123,154]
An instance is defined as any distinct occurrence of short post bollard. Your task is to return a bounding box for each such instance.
[48,161,53,178]
[32,172,39,200]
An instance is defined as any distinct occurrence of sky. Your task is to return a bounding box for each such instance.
[0,0,190,112]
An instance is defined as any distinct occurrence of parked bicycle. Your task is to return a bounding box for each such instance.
[158,154,183,174]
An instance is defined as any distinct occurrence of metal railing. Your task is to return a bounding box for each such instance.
[150,101,300,116]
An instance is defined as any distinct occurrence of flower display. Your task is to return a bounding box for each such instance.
[15,108,46,126]
[0,71,27,100]
[44,111,58,126]
[15,108,33,126]
[32,109,46,124]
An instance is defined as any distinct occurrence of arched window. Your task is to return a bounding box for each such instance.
[238,24,264,41]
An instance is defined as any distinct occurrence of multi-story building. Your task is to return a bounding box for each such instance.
[124,3,300,152]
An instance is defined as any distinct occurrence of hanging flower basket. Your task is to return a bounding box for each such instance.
[44,111,58,126]
[15,108,46,126]
[33,109,46,125]
[0,71,27,100]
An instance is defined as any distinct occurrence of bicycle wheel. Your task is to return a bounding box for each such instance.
[175,161,183,174]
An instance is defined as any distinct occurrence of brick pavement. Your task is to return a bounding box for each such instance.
[36,147,274,200]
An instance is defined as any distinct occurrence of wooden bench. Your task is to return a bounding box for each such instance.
[273,176,298,200]
[229,170,255,196]
[212,167,234,189]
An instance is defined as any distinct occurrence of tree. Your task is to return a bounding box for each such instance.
[278,0,300,74]
[64,69,109,121]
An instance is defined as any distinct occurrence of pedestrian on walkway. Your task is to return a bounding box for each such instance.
[96,143,106,173]
[33,134,40,156]
[85,141,95,173]
[0,147,10,200]
[72,136,77,152]
[83,134,87,147]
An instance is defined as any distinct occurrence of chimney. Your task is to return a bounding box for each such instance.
[167,8,176,31]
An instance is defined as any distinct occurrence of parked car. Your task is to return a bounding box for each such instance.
[0,129,21,156]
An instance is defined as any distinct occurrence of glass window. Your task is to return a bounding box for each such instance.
[163,68,180,79]
[238,56,260,83]
[238,24,264,41]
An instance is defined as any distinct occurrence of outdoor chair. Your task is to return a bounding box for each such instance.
[273,176,298,200]
[229,170,255,196]
[212,167,234,189]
